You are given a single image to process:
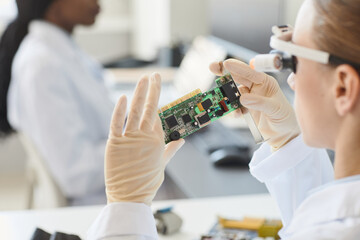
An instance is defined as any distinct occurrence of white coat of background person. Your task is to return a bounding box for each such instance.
[0,0,113,205]
[86,0,360,239]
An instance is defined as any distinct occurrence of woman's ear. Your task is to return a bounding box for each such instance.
[334,65,360,116]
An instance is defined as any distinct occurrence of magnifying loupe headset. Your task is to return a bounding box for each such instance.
[251,25,360,74]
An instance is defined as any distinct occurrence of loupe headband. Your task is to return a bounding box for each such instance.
[270,25,329,64]
[270,25,360,70]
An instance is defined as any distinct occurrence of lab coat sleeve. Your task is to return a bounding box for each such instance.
[249,135,334,231]
[87,203,158,240]
[288,221,360,240]
[19,60,107,203]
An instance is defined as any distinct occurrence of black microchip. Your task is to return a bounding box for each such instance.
[165,115,178,129]
[201,99,212,110]
[220,82,240,103]
[197,113,211,125]
[215,109,224,117]
[182,114,192,124]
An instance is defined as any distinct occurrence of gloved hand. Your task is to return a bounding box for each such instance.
[209,59,300,151]
[105,73,185,206]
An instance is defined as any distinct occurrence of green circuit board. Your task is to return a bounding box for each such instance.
[159,74,242,144]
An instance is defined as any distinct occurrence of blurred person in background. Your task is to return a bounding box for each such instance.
[0,0,113,205]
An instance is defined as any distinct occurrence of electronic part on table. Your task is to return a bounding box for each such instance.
[200,216,282,240]
[158,74,242,144]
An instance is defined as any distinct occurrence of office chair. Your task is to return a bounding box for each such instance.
[18,132,67,209]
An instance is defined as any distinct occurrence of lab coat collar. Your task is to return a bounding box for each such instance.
[28,20,78,57]
[286,179,360,234]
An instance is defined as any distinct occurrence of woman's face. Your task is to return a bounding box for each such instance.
[50,0,100,26]
[290,0,338,149]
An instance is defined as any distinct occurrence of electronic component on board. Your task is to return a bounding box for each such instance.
[220,82,240,103]
[197,98,213,112]
[197,102,205,112]
[195,113,211,127]
[215,109,224,117]
[219,100,229,112]
[181,114,192,124]
[169,131,181,141]
[165,115,178,129]
[201,99,213,110]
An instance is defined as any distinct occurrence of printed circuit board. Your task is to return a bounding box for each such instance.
[159,74,242,144]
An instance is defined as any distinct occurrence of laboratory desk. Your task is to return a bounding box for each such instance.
[0,194,280,240]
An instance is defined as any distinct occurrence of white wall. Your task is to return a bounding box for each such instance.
[131,0,210,61]
[170,0,210,43]
[74,0,131,64]
[284,0,304,25]
[130,0,171,61]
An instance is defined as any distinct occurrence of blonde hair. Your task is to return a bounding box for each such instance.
[312,0,360,66]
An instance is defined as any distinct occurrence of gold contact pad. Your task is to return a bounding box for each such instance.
[158,88,202,113]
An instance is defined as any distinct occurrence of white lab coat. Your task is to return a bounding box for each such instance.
[87,135,360,239]
[8,20,114,205]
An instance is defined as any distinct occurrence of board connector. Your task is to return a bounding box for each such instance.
[159,88,202,113]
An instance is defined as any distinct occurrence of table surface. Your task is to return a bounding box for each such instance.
[0,194,280,240]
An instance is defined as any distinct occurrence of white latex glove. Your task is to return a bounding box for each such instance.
[209,59,300,151]
[105,73,185,206]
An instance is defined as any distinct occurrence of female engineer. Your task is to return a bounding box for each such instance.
[87,0,360,239]
[0,0,112,205]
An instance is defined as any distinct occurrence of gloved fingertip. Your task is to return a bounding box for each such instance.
[224,58,243,64]
[151,72,161,83]
[177,138,185,148]
[223,59,247,70]
[121,94,128,102]
[209,61,224,76]
[139,74,149,82]
[167,138,185,150]
[238,85,250,94]
[163,139,184,165]
[163,139,185,163]
[114,95,127,115]
[136,75,150,91]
